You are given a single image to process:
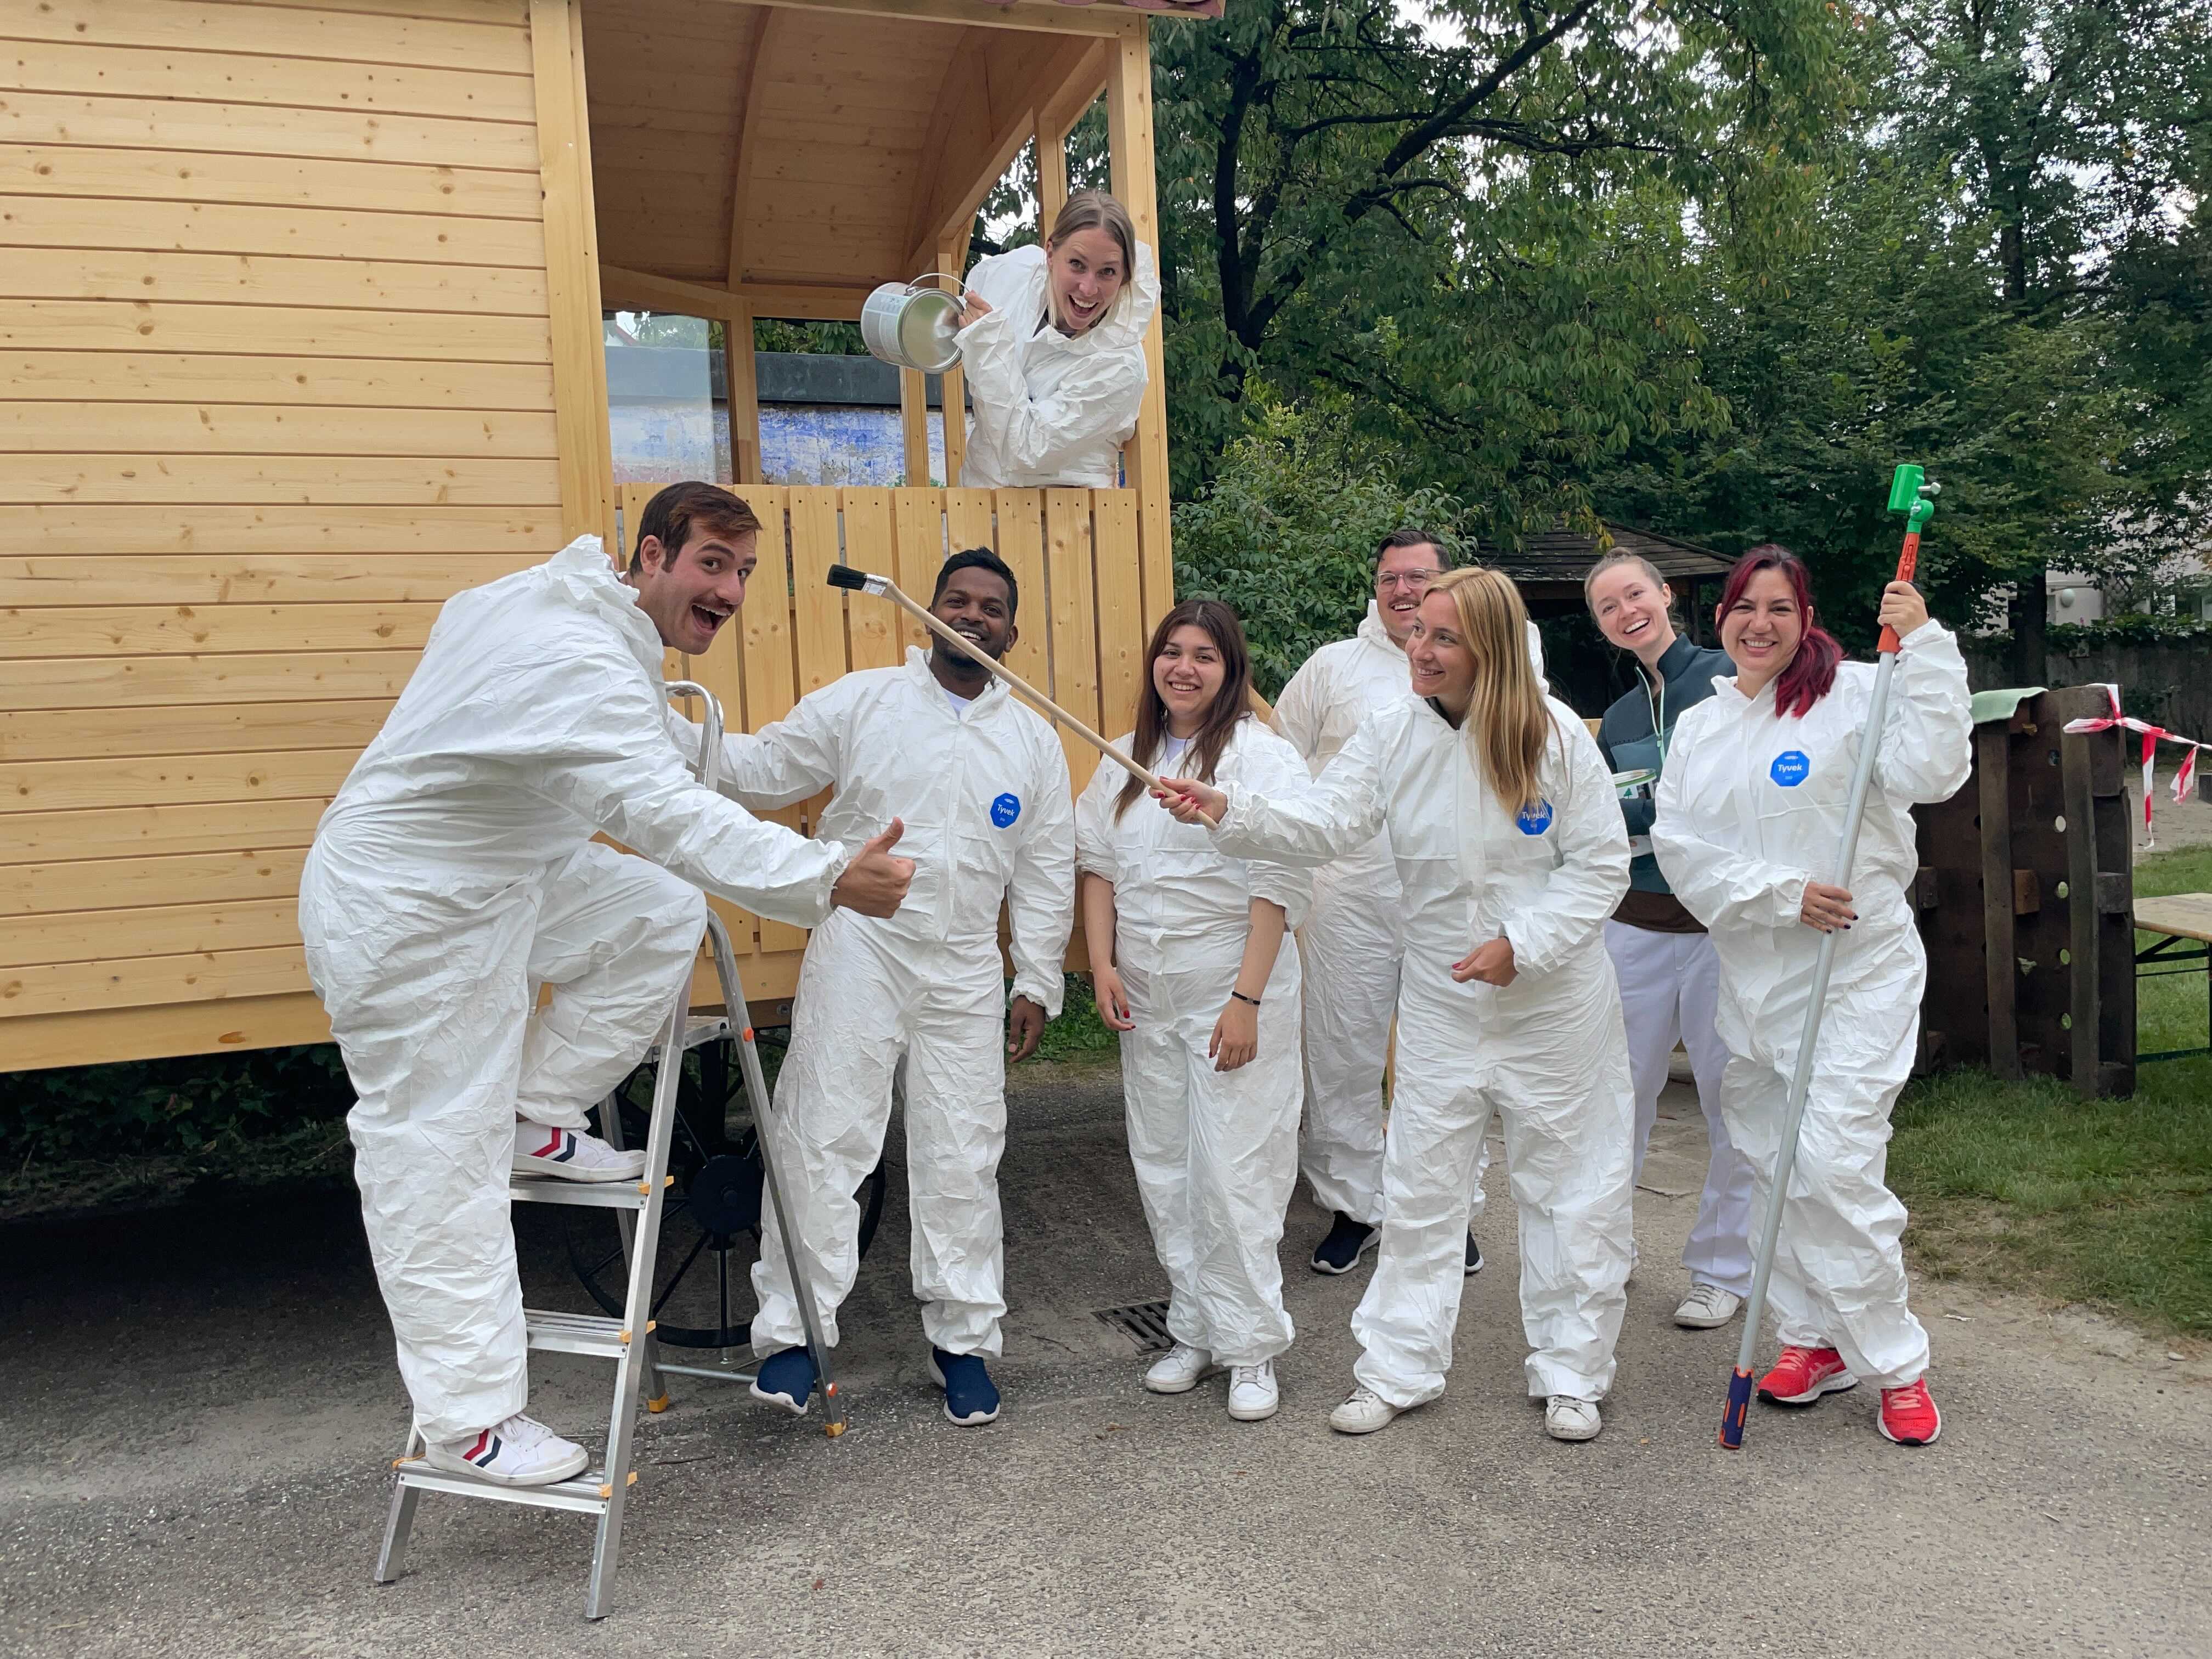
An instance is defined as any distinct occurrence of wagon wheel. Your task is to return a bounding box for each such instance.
[563,1036,889,1349]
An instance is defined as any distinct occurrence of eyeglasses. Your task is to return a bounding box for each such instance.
[1376,570,1441,591]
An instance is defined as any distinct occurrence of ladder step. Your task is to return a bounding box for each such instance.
[509,1173,671,1210]
[645,1015,731,1060]
[394,1460,627,1516]
[525,1308,648,1359]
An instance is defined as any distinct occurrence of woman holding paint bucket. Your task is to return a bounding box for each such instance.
[1075,599,1312,1425]
[1584,552,1756,1331]
[1650,546,1970,1446]
[953,189,1158,489]
[1155,568,1638,1444]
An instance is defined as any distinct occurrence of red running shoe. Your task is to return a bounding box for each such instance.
[1756,1345,1858,1405]
[1878,1379,1943,1445]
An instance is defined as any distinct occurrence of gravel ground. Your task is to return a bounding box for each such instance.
[3,1064,2205,1658]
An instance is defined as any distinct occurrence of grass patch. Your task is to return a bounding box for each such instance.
[1891,843,2212,1337]
[1029,972,1120,1065]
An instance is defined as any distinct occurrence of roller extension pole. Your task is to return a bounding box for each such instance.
[1720,465,1938,1449]
[826,564,1166,793]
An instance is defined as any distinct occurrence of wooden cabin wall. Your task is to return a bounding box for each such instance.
[0,0,585,1068]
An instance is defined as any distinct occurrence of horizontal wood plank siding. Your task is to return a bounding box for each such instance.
[0,0,560,1066]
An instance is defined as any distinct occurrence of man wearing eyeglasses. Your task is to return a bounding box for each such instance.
[1273,528,1547,1276]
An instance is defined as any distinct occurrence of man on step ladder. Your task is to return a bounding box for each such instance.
[300,482,915,1488]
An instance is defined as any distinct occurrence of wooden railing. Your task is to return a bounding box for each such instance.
[620,482,1164,1010]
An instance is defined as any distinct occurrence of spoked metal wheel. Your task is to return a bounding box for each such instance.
[563,1035,888,1348]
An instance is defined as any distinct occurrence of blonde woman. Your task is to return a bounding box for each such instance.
[1077,599,1313,1423]
[1158,568,1637,1442]
[955,189,1158,489]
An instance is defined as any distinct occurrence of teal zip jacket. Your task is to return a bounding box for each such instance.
[1594,635,1734,895]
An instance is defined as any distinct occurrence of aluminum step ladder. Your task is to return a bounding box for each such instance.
[371,681,847,1620]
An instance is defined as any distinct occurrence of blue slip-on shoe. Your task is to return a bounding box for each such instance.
[929,1347,1001,1425]
[749,1345,816,1417]
[1465,1232,1484,1276]
[1310,1212,1380,1275]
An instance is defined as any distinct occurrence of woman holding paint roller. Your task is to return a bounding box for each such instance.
[952,189,1158,489]
[1075,599,1313,1425]
[1154,568,1637,1443]
[1651,546,1970,1447]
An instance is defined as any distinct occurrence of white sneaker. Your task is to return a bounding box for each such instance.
[1327,1386,1402,1436]
[1227,1362,1279,1422]
[424,1413,589,1487]
[1544,1395,1603,1442]
[513,1121,646,1183]
[1143,1342,1221,1395]
[1674,1282,1743,1329]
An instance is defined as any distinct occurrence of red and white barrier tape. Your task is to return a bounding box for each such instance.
[2059,683,2206,848]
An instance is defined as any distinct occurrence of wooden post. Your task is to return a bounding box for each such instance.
[938,230,969,486]
[1037,114,1069,240]
[531,0,615,548]
[1975,722,2022,1080]
[1105,24,1172,630]
[729,303,763,486]
[900,368,932,486]
[2060,720,2101,1094]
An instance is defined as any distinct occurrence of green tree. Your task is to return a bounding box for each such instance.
[1147,0,1850,529]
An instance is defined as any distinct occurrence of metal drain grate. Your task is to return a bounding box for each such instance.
[1092,1299,1173,1354]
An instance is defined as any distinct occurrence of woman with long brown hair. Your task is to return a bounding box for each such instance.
[1075,598,1314,1423]
[1158,568,1637,1442]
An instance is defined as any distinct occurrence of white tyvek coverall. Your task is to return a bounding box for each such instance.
[955,241,1159,489]
[299,537,850,1443]
[1214,696,1635,1403]
[1651,621,1971,1387]
[1272,604,1547,1227]
[724,650,1075,1359]
[1077,718,1314,1363]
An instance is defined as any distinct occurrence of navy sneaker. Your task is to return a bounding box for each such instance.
[1465,1232,1484,1276]
[749,1345,816,1417]
[1311,1212,1380,1275]
[929,1347,1001,1425]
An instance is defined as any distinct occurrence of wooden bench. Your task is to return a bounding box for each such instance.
[2134,893,2212,1063]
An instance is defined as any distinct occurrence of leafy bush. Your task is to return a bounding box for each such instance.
[2049,613,2211,650]
[0,1045,355,1167]
[1169,399,1469,698]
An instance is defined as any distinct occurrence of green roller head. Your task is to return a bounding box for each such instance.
[1887,462,1937,531]
[1886,464,1925,514]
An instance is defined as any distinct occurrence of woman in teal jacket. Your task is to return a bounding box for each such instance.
[1586,552,1754,1330]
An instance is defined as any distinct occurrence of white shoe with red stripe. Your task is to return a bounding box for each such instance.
[424,1413,589,1487]
[512,1120,646,1183]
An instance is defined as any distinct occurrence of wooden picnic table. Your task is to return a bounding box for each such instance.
[2134,894,2212,1062]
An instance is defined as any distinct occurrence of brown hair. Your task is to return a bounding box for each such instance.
[1581,549,1671,614]
[1115,598,1253,820]
[1047,189,1138,326]
[1376,526,1457,569]
[1428,567,1551,815]
[632,481,762,572]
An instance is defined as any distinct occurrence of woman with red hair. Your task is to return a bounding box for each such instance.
[1651,546,1970,1447]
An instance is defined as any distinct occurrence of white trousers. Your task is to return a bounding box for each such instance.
[1118,940,1304,1365]
[1718,959,1931,1388]
[1602,919,1754,1296]
[1297,862,1488,1228]
[302,841,706,1443]
[1351,965,1635,1405]
[751,911,1009,1359]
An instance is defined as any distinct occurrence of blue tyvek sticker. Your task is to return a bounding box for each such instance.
[1769,750,1812,788]
[990,792,1021,828]
[1515,799,1554,835]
